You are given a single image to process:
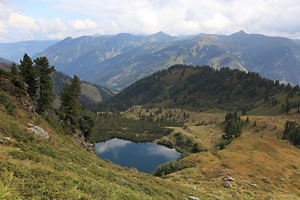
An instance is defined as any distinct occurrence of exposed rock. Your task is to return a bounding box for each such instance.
[3,137,11,141]
[279,177,285,182]
[28,126,49,140]
[73,133,94,152]
[223,176,234,181]
[222,182,232,188]
[27,123,34,127]
[262,177,270,184]
[19,95,36,113]
[249,183,257,187]
[191,185,197,190]
[188,196,200,200]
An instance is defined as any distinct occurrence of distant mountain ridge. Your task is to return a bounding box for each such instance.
[35,31,300,89]
[0,57,12,64]
[0,63,113,107]
[0,40,58,62]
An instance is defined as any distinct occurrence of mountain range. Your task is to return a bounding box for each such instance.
[35,31,300,90]
[0,40,58,63]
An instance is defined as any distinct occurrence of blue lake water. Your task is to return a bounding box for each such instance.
[95,138,180,173]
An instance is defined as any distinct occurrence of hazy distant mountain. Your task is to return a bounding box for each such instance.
[218,30,300,85]
[35,31,300,89]
[0,63,113,107]
[0,57,12,64]
[0,40,58,62]
[34,32,178,76]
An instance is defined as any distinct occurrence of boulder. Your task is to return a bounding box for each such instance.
[249,183,257,187]
[262,177,270,184]
[222,182,232,188]
[188,196,200,200]
[223,176,234,181]
[28,125,49,140]
[3,137,11,141]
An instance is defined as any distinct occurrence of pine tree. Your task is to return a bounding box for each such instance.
[19,54,38,98]
[60,75,81,128]
[285,98,291,114]
[34,57,55,113]
[11,63,18,76]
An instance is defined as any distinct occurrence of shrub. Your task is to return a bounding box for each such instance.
[0,92,16,116]
[282,121,300,147]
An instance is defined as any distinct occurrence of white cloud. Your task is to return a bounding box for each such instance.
[95,138,131,154]
[1,0,300,41]
[70,19,98,31]
[8,13,39,32]
[146,145,180,160]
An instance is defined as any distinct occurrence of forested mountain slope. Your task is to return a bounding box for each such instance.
[102,65,300,113]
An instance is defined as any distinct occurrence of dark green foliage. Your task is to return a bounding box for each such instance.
[59,75,82,128]
[285,98,291,114]
[152,160,195,177]
[19,54,38,99]
[216,139,231,150]
[101,65,299,112]
[10,63,18,76]
[0,92,16,115]
[246,116,250,124]
[34,57,55,113]
[223,120,242,140]
[218,112,243,148]
[282,121,300,147]
[51,71,114,110]
[191,143,207,153]
[80,115,95,139]
[91,113,175,143]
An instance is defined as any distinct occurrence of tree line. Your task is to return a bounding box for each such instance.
[12,54,94,138]
[100,64,300,113]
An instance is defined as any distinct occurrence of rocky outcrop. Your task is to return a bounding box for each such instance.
[222,182,233,188]
[27,123,49,140]
[0,77,37,114]
[73,133,94,152]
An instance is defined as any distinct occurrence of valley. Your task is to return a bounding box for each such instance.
[1,35,300,200]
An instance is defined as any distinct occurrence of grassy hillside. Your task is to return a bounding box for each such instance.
[0,68,196,200]
[1,64,300,199]
[101,65,300,114]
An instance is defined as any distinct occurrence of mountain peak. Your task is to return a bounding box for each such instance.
[231,30,248,36]
[152,31,169,36]
[147,31,174,42]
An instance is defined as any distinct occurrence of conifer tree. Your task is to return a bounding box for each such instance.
[11,63,18,76]
[60,75,81,128]
[34,57,55,113]
[19,54,38,98]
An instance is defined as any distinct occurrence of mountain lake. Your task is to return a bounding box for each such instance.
[95,138,181,173]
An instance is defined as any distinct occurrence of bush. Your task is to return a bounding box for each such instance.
[0,92,16,116]
[282,121,300,147]
[153,161,180,176]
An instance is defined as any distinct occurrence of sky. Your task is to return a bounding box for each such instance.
[0,0,300,42]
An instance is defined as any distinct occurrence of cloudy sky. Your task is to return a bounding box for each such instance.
[1,0,300,42]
